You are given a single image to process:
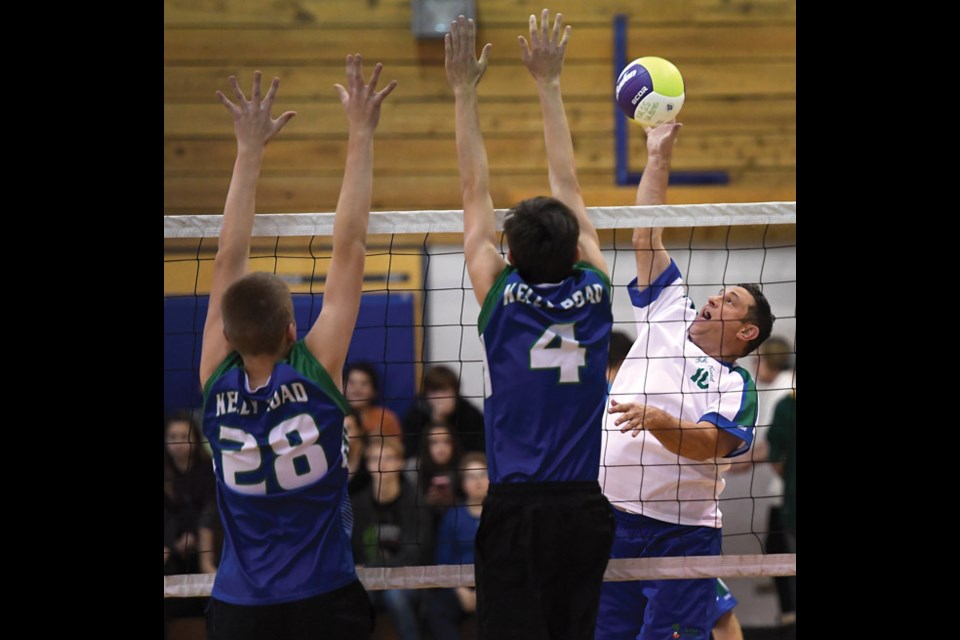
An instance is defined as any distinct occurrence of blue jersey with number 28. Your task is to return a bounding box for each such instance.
[202,341,356,605]
[479,262,612,483]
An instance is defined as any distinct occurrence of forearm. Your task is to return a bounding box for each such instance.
[538,82,598,246]
[333,130,374,259]
[454,89,496,246]
[632,149,672,283]
[631,226,669,289]
[217,146,265,267]
[645,414,731,462]
[635,151,672,206]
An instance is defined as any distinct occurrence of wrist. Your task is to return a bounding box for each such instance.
[645,152,673,167]
[236,142,267,158]
[348,128,375,142]
[453,86,479,99]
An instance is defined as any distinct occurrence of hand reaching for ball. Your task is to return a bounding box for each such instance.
[644,121,683,159]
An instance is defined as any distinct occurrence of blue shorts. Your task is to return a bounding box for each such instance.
[596,508,722,640]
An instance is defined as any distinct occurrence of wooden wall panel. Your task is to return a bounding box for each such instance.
[164,0,796,215]
[164,0,796,28]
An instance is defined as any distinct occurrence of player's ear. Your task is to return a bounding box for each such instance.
[738,324,759,342]
[506,249,514,266]
[286,322,297,343]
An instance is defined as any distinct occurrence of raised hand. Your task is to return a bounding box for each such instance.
[643,121,683,158]
[445,15,492,92]
[334,54,398,133]
[519,8,570,85]
[217,71,296,150]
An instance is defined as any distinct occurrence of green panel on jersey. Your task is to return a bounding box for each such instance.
[288,342,350,415]
[478,265,516,335]
[730,366,758,427]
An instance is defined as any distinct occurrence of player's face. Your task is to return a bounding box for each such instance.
[689,286,755,352]
[427,429,454,465]
[461,464,489,503]
[346,371,375,407]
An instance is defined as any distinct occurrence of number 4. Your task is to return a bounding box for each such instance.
[530,323,586,383]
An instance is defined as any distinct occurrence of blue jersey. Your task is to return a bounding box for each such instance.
[479,263,612,483]
[202,341,356,605]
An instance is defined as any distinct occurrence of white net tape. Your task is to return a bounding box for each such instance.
[165,554,796,598]
[163,202,796,238]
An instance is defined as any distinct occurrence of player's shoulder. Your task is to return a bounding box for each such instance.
[726,364,757,394]
[202,351,243,397]
[285,341,350,413]
[573,261,611,291]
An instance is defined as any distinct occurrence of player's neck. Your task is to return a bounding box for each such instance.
[242,354,281,389]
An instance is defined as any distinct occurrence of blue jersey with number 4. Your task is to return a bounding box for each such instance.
[479,263,612,483]
[202,341,356,605]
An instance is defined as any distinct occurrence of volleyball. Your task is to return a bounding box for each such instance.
[615,57,685,126]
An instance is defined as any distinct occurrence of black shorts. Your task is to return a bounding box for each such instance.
[206,579,374,640]
[475,481,615,640]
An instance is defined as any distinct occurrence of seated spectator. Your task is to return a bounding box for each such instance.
[352,438,433,640]
[345,362,403,439]
[402,365,485,453]
[345,408,372,496]
[163,412,218,575]
[424,452,490,640]
[412,424,463,529]
[163,411,218,629]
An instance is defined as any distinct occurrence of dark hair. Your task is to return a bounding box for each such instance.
[221,272,294,356]
[608,331,633,369]
[737,283,775,356]
[757,335,792,371]
[163,411,210,500]
[460,451,487,470]
[503,196,579,283]
[422,365,460,394]
[345,362,381,396]
[418,423,463,489]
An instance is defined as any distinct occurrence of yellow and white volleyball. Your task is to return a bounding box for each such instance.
[614,56,685,126]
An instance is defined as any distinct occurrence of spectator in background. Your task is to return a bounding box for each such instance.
[411,423,464,530]
[352,437,433,640]
[768,386,797,629]
[402,365,485,454]
[346,409,372,496]
[424,452,490,640]
[164,412,218,576]
[164,412,219,631]
[346,362,403,438]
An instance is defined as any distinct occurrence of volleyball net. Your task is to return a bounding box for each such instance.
[163,201,796,598]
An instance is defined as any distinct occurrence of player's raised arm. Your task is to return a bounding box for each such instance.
[200,72,296,388]
[520,9,606,275]
[632,121,682,290]
[445,15,505,305]
[306,55,397,387]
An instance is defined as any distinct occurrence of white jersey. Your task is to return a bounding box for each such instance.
[599,260,757,528]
